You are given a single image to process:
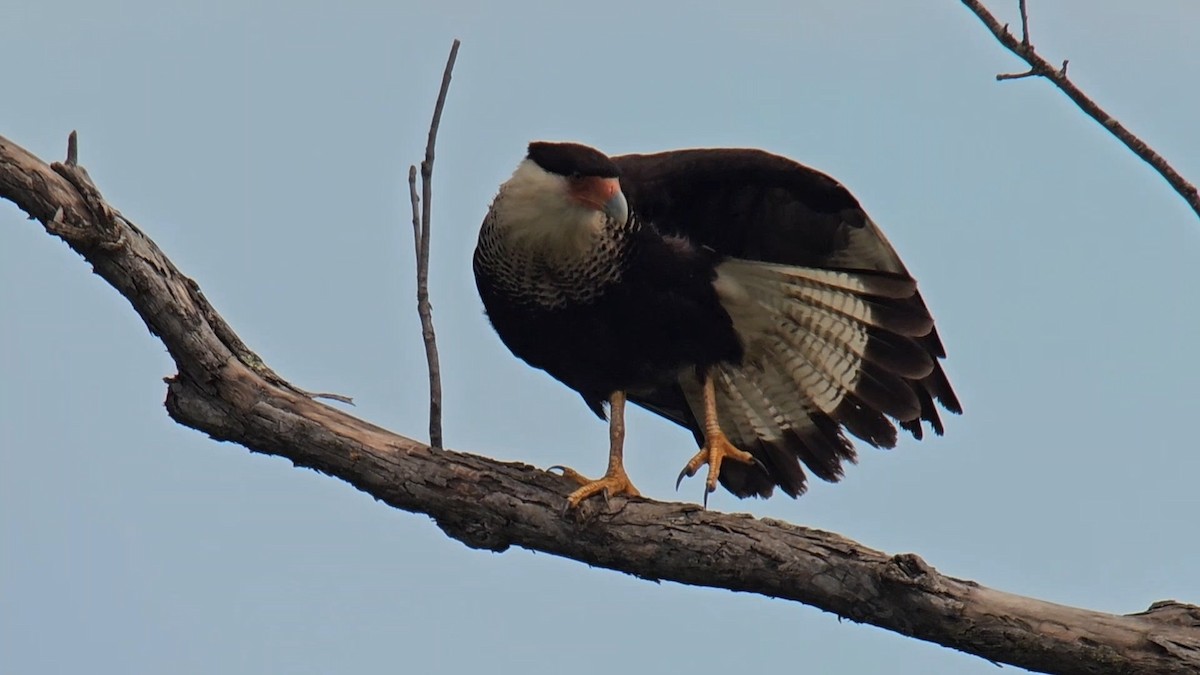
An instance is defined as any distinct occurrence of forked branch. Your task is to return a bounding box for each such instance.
[406,39,460,450]
[960,0,1200,219]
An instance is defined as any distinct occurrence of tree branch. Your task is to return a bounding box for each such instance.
[960,0,1200,219]
[2,132,1198,674]
[406,39,459,451]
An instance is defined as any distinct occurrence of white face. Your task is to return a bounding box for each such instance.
[491,159,628,261]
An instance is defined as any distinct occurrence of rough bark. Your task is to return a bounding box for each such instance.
[2,133,1198,675]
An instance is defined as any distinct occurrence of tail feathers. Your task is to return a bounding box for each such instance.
[698,258,961,497]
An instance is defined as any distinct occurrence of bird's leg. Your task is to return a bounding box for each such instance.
[676,371,758,497]
[551,390,641,509]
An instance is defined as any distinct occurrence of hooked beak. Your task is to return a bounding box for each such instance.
[569,177,628,224]
[604,189,629,225]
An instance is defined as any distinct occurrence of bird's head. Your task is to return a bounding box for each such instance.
[489,141,630,256]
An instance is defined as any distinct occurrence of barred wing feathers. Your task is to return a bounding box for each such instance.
[615,149,960,498]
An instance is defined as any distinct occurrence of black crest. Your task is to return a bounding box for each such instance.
[527,141,620,179]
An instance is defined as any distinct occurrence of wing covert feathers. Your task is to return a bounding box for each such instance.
[692,256,959,498]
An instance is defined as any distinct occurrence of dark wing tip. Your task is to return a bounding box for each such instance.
[527,141,620,178]
[926,361,962,415]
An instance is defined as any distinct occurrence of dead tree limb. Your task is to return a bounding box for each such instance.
[2,132,1198,675]
[960,0,1200,220]
[406,39,459,450]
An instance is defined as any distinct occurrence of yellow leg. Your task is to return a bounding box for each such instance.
[676,372,758,496]
[550,391,641,509]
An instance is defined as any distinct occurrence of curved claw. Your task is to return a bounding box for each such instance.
[750,456,769,475]
[549,465,593,487]
[562,471,640,510]
[675,464,695,491]
[701,469,721,509]
[676,430,758,498]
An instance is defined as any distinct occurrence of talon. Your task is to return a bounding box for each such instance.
[675,372,759,501]
[750,456,769,474]
[677,428,757,496]
[563,469,640,510]
[549,465,593,486]
[674,466,693,491]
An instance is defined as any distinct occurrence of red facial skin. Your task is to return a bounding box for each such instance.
[567,176,621,211]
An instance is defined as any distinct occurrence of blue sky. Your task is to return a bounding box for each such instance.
[3,2,1198,673]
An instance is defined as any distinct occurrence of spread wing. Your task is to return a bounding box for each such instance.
[614,148,961,498]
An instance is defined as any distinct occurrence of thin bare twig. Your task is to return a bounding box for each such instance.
[408,38,460,450]
[994,68,1035,81]
[961,0,1200,220]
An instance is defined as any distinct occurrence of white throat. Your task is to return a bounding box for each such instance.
[489,159,610,261]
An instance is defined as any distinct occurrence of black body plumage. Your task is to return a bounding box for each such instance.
[474,142,960,499]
